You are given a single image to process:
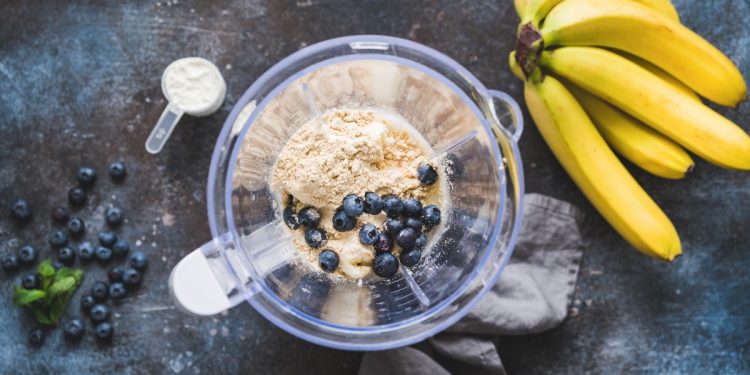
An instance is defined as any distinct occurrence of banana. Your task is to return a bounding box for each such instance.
[509,51,524,80]
[514,0,527,17]
[631,0,679,21]
[519,0,564,25]
[541,0,747,107]
[338,245,373,279]
[619,52,698,100]
[568,84,694,179]
[541,47,750,170]
[523,70,681,260]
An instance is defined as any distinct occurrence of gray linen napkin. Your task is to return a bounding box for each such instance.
[359,193,585,374]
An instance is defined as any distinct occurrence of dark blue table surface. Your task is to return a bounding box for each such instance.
[1,0,748,373]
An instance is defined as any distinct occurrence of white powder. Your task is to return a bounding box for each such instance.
[163,58,226,114]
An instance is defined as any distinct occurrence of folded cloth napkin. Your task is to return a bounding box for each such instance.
[359,194,585,375]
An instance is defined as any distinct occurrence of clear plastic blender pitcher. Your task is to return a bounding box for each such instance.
[169,35,525,351]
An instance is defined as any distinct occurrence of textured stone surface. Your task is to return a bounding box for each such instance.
[0,0,748,373]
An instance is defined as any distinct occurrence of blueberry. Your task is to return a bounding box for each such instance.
[105,207,124,227]
[95,322,113,340]
[81,294,96,312]
[383,218,404,236]
[414,233,428,250]
[109,282,127,300]
[363,192,383,215]
[382,196,404,218]
[417,162,438,185]
[76,167,97,188]
[17,245,38,265]
[95,246,113,264]
[10,198,32,222]
[373,233,393,254]
[112,239,130,257]
[68,187,87,206]
[358,223,379,245]
[29,327,45,346]
[282,207,301,230]
[122,268,142,288]
[404,217,423,232]
[342,194,364,217]
[373,253,399,278]
[1,254,19,272]
[58,246,76,266]
[51,206,70,224]
[64,319,85,341]
[298,207,321,228]
[129,251,147,270]
[332,207,356,232]
[402,198,423,218]
[67,217,85,238]
[421,205,442,228]
[49,230,69,248]
[90,304,110,322]
[108,266,125,282]
[109,161,127,181]
[91,281,109,302]
[21,273,41,290]
[319,249,339,272]
[400,249,422,267]
[78,241,95,261]
[98,231,117,247]
[304,227,328,248]
[396,228,418,249]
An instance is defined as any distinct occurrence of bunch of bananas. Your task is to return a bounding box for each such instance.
[510,0,748,261]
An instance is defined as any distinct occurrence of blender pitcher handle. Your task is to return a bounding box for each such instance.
[487,90,524,142]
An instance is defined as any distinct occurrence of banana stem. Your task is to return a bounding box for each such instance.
[515,23,544,78]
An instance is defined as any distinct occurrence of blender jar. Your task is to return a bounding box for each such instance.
[169,35,525,351]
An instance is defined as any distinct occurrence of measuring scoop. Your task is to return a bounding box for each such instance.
[145,57,227,154]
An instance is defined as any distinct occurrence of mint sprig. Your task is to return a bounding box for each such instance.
[13,259,84,325]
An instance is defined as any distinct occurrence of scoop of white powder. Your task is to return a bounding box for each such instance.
[162,57,226,115]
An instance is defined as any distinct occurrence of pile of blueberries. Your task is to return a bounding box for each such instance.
[3,162,149,346]
[283,162,442,278]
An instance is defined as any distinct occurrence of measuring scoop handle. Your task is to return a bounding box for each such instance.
[146,103,184,154]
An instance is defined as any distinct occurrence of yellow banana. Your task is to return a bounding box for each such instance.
[541,47,750,170]
[619,52,698,100]
[509,51,524,80]
[514,0,527,17]
[568,84,694,179]
[541,0,747,107]
[519,0,564,25]
[523,70,681,260]
[630,0,679,21]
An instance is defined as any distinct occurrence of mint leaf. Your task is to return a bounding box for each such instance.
[32,309,53,325]
[48,276,76,296]
[13,286,45,306]
[54,267,73,282]
[14,259,85,326]
[37,260,55,290]
[49,292,72,324]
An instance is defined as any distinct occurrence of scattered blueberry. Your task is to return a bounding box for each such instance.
[68,187,87,206]
[122,268,142,288]
[396,228,418,249]
[67,217,85,237]
[373,233,393,254]
[105,207,124,227]
[98,231,117,247]
[107,266,125,282]
[112,239,130,257]
[109,282,126,300]
[95,322,113,340]
[57,246,76,266]
[383,196,404,218]
[358,224,379,245]
[1,254,19,272]
[421,205,442,228]
[332,207,356,232]
[78,241,95,261]
[403,198,423,217]
[51,206,70,224]
[109,161,127,181]
[342,194,365,217]
[95,246,113,264]
[76,167,97,188]
[319,249,339,272]
[64,319,85,341]
[10,198,32,222]
[282,207,301,230]
[417,162,438,185]
[29,327,45,346]
[363,192,383,215]
[383,218,404,236]
[91,281,109,302]
[414,233,428,250]
[304,227,328,248]
[404,217,423,232]
[373,253,399,278]
[49,230,69,248]
[90,304,110,322]
[81,294,96,312]
[129,251,147,270]
[17,245,38,265]
[298,207,321,228]
[21,273,40,290]
[400,249,422,267]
